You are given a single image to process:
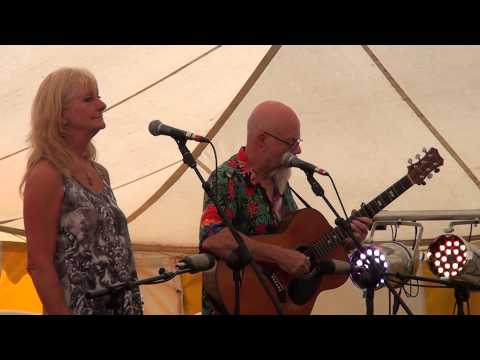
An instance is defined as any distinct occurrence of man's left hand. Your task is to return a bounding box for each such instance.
[346,217,372,249]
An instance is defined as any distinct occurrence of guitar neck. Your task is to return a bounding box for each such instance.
[310,175,413,259]
[357,175,413,218]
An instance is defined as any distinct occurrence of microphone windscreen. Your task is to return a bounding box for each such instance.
[148,120,162,136]
[184,253,216,272]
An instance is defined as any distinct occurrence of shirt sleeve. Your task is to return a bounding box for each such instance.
[199,168,238,246]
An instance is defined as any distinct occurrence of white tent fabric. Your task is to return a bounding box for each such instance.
[1,45,480,314]
[0,45,271,228]
[131,45,480,247]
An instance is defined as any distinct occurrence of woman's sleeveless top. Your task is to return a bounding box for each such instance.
[53,165,143,314]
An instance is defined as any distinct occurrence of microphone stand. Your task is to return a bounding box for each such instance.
[175,139,284,315]
[304,171,414,315]
[85,267,192,313]
[365,287,375,315]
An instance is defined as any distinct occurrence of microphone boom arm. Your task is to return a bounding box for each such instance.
[85,267,192,300]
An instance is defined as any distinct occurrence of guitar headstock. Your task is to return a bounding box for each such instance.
[407,147,444,185]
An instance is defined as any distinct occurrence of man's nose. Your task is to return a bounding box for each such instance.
[292,143,301,155]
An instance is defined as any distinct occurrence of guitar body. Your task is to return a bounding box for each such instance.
[204,208,349,315]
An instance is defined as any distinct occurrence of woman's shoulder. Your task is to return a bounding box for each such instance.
[24,159,64,195]
[28,159,62,183]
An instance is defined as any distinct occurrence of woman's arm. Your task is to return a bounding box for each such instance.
[24,160,71,315]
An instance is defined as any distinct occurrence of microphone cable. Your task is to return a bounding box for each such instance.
[206,140,219,203]
[325,173,349,220]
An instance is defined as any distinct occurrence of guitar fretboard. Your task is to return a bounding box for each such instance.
[306,175,413,260]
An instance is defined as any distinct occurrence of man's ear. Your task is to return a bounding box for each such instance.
[257,133,267,151]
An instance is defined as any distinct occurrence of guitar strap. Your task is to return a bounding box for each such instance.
[288,184,312,209]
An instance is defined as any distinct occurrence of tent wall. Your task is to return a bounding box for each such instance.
[2,45,480,314]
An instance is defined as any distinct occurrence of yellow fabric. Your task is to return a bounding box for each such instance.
[180,272,202,314]
[0,242,42,314]
[423,262,480,315]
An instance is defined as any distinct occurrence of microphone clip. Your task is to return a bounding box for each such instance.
[176,139,197,168]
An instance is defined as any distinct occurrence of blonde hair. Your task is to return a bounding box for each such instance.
[19,67,98,193]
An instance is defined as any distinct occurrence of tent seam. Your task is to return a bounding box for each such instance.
[362,45,480,191]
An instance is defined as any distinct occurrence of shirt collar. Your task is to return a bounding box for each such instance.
[235,147,258,185]
[234,147,286,196]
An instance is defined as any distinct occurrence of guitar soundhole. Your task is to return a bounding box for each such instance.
[288,245,323,305]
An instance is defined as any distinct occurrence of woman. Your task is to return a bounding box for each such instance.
[21,67,143,315]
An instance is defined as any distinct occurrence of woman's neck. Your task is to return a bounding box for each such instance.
[66,133,91,160]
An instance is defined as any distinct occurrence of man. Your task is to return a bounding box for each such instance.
[199,100,371,314]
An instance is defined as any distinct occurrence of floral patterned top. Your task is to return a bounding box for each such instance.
[54,162,143,315]
[199,147,298,314]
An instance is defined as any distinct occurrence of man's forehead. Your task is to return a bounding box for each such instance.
[275,119,300,135]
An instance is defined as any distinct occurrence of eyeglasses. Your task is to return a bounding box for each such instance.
[263,131,303,149]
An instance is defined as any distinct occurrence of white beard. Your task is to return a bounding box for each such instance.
[271,167,292,195]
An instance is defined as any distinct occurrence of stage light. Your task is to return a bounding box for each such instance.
[350,218,423,291]
[426,234,480,280]
[350,245,388,290]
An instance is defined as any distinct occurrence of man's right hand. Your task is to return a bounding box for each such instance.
[275,248,311,276]
[202,230,311,276]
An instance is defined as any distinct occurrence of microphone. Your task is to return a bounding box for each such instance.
[289,258,355,304]
[148,120,209,143]
[281,152,329,176]
[314,259,354,275]
[176,253,216,274]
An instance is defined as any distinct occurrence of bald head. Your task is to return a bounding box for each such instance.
[245,101,302,175]
[247,101,300,140]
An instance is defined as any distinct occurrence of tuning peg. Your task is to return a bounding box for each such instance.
[415,154,421,160]
[421,181,426,185]
[434,168,440,173]
[423,147,428,153]
[408,158,413,164]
